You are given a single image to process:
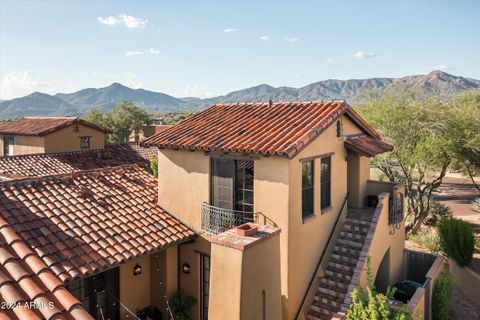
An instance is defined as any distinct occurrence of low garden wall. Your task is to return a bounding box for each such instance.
[448,258,480,310]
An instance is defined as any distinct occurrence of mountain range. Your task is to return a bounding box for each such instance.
[1,70,479,119]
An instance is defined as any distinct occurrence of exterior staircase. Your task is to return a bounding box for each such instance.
[306,209,374,320]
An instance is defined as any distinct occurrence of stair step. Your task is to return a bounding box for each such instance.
[331,249,361,262]
[345,217,372,226]
[337,237,364,249]
[340,230,366,240]
[318,282,348,296]
[343,222,369,234]
[307,310,333,320]
[310,300,340,315]
[321,276,350,288]
[334,244,361,256]
[330,256,358,269]
[315,291,345,308]
[325,265,353,281]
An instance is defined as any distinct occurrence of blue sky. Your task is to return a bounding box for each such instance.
[1,0,479,99]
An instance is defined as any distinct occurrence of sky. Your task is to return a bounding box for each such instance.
[0,0,479,100]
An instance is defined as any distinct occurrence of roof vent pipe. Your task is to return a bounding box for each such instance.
[268,99,272,107]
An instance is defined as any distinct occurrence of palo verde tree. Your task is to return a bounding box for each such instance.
[356,94,456,234]
[448,91,480,194]
[83,100,153,142]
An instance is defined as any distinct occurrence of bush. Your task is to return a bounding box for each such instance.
[409,231,441,254]
[169,291,197,320]
[424,201,452,226]
[432,271,454,320]
[149,157,158,178]
[345,257,412,320]
[437,217,475,267]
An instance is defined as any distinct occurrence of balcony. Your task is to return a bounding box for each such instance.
[201,202,259,236]
[366,180,405,225]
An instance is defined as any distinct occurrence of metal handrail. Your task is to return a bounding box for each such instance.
[201,202,259,235]
[294,192,350,320]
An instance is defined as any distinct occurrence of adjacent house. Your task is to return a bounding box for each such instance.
[142,100,406,320]
[0,117,112,156]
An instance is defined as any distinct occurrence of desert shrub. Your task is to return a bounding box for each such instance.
[149,157,158,178]
[345,257,412,320]
[473,197,480,216]
[432,271,454,320]
[169,291,197,320]
[437,217,475,266]
[424,201,452,226]
[409,231,441,254]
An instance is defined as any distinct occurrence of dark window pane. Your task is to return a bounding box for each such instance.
[302,161,314,218]
[321,157,331,209]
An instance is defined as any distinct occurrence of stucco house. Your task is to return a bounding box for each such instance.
[0,117,112,156]
[142,100,406,320]
[0,100,407,320]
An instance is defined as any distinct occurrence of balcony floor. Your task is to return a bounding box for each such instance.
[347,207,376,222]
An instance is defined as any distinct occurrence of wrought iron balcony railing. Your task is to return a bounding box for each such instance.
[388,194,404,225]
[201,202,259,236]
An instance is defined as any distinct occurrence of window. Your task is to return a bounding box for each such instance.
[79,136,91,149]
[302,160,314,218]
[321,156,331,210]
[211,158,254,213]
[3,136,14,156]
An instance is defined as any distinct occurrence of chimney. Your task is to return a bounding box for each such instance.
[268,99,273,107]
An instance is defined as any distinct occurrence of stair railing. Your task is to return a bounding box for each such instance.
[294,192,350,320]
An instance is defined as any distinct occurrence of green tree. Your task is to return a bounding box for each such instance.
[449,92,480,193]
[82,101,152,142]
[356,94,455,234]
[432,271,454,320]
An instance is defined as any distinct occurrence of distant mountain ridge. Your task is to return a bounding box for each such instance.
[1,71,479,119]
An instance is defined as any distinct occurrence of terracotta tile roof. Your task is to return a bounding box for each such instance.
[344,135,393,157]
[0,142,157,181]
[142,101,381,158]
[0,118,112,136]
[0,164,195,319]
[154,125,172,134]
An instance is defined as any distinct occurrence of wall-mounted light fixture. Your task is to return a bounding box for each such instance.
[336,119,344,139]
[133,264,142,276]
[182,262,191,274]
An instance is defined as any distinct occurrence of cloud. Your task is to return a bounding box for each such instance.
[223,28,238,33]
[179,84,215,98]
[0,71,54,99]
[353,51,376,59]
[97,16,117,26]
[125,48,160,57]
[426,65,451,71]
[98,13,148,28]
[282,36,299,43]
[324,58,335,64]
[259,35,269,41]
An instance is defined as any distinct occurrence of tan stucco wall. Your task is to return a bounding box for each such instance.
[286,119,350,319]
[359,193,405,289]
[209,232,282,320]
[178,237,211,320]
[0,134,45,156]
[44,124,105,153]
[347,156,371,208]
[157,149,210,230]
[449,259,480,310]
[119,255,151,319]
[342,115,366,136]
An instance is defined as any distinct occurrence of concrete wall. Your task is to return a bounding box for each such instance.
[44,124,105,153]
[0,134,45,156]
[119,255,151,318]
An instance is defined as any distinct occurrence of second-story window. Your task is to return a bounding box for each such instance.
[302,160,314,218]
[321,156,331,210]
[3,136,14,156]
[80,136,91,149]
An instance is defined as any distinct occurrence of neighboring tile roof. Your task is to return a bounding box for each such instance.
[344,135,393,157]
[142,101,381,158]
[0,142,157,181]
[0,164,195,319]
[154,125,172,134]
[0,118,112,136]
